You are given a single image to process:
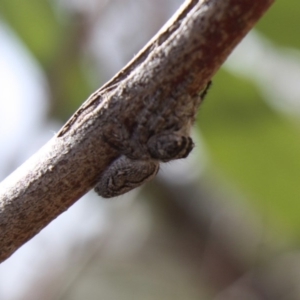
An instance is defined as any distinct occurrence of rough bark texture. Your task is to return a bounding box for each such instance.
[0,0,274,262]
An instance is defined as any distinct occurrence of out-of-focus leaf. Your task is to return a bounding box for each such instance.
[256,0,300,49]
[0,0,62,67]
[0,1,93,121]
[199,70,300,241]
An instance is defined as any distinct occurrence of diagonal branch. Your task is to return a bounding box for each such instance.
[0,0,274,263]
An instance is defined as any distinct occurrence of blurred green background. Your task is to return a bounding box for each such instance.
[1,0,300,299]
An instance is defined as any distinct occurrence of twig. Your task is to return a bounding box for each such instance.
[0,0,274,262]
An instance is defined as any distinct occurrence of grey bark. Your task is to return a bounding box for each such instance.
[0,0,274,262]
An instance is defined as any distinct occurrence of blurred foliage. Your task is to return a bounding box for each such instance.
[199,70,300,242]
[0,0,91,119]
[0,0,61,65]
[256,0,300,49]
[198,0,300,244]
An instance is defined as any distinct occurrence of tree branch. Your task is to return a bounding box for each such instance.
[0,0,274,262]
